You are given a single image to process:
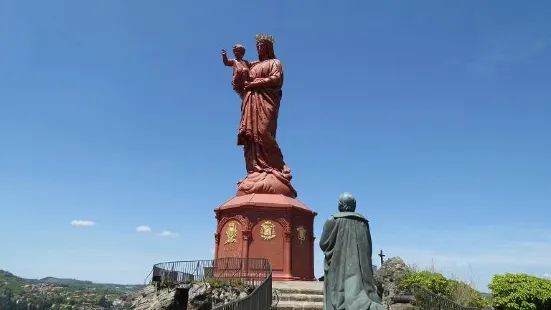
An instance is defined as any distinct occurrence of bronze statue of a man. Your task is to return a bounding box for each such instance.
[221,34,297,198]
[320,193,385,310]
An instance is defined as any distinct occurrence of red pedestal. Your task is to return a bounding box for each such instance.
[214,193,317,281]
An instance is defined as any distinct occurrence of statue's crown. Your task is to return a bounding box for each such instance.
[255,33,275,44]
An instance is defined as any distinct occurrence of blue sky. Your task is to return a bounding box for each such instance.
[1,0,550,291]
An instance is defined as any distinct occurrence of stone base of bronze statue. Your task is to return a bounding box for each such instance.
[213,193,317,281]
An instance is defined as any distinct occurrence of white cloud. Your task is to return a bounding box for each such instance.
[136,225,152,233]
[70,220,95,227]
[158,230,179,237]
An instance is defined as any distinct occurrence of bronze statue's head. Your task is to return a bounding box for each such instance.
[255,33,276,61]
[338,192,356,212]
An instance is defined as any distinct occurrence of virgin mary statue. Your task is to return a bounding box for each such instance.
[233,34,297,198]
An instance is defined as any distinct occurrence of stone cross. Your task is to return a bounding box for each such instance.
[378,249,386,266]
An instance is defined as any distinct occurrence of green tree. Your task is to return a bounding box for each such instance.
[488,273,551,310]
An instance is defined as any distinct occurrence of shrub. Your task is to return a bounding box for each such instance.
[401,271,452,296]
[448,279,491,308]
[400,270,490,308]
[204,278,246,288]
[488,273,551,310]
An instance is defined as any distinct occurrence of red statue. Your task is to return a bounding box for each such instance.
[221,34,297,198]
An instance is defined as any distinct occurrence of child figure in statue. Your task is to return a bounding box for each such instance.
[221,44,250,99]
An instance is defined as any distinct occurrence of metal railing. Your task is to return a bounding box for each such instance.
[151,257,272,310]
[411,284,482,310]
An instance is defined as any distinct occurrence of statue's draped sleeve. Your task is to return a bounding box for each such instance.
[249,59,282,88]
[319,216,337,272]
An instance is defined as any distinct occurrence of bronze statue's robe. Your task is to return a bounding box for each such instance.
[320,212,385,310]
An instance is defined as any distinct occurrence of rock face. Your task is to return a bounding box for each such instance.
[374,257,410,309]
[130,286,169,310]
[132,282,254,310]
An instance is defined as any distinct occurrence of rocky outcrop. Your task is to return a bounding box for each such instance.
[132,282,254,310]
[130,286,173,310]
[374,257,410,309]
[188,282,254,310]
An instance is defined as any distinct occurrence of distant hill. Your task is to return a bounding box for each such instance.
[0,269,145,309]
[38,277,93,285]
[37,276,144,292]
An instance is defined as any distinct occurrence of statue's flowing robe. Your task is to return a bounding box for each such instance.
[234,57,297,198]
[319,212,385,310]
[238,58,287,174]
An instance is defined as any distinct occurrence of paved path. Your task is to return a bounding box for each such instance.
[273,281,323,291]
[272,281,324,309]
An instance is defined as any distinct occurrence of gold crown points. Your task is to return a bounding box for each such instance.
[256,33,275,44]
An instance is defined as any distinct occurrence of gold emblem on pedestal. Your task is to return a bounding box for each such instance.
[260,221,276,241]
[297,226,306,243]
[224,222,238,244]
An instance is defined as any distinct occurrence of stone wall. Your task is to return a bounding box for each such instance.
[131,282,254,310]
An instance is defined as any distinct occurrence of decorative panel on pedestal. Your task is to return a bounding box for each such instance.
[214,193,317,281]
